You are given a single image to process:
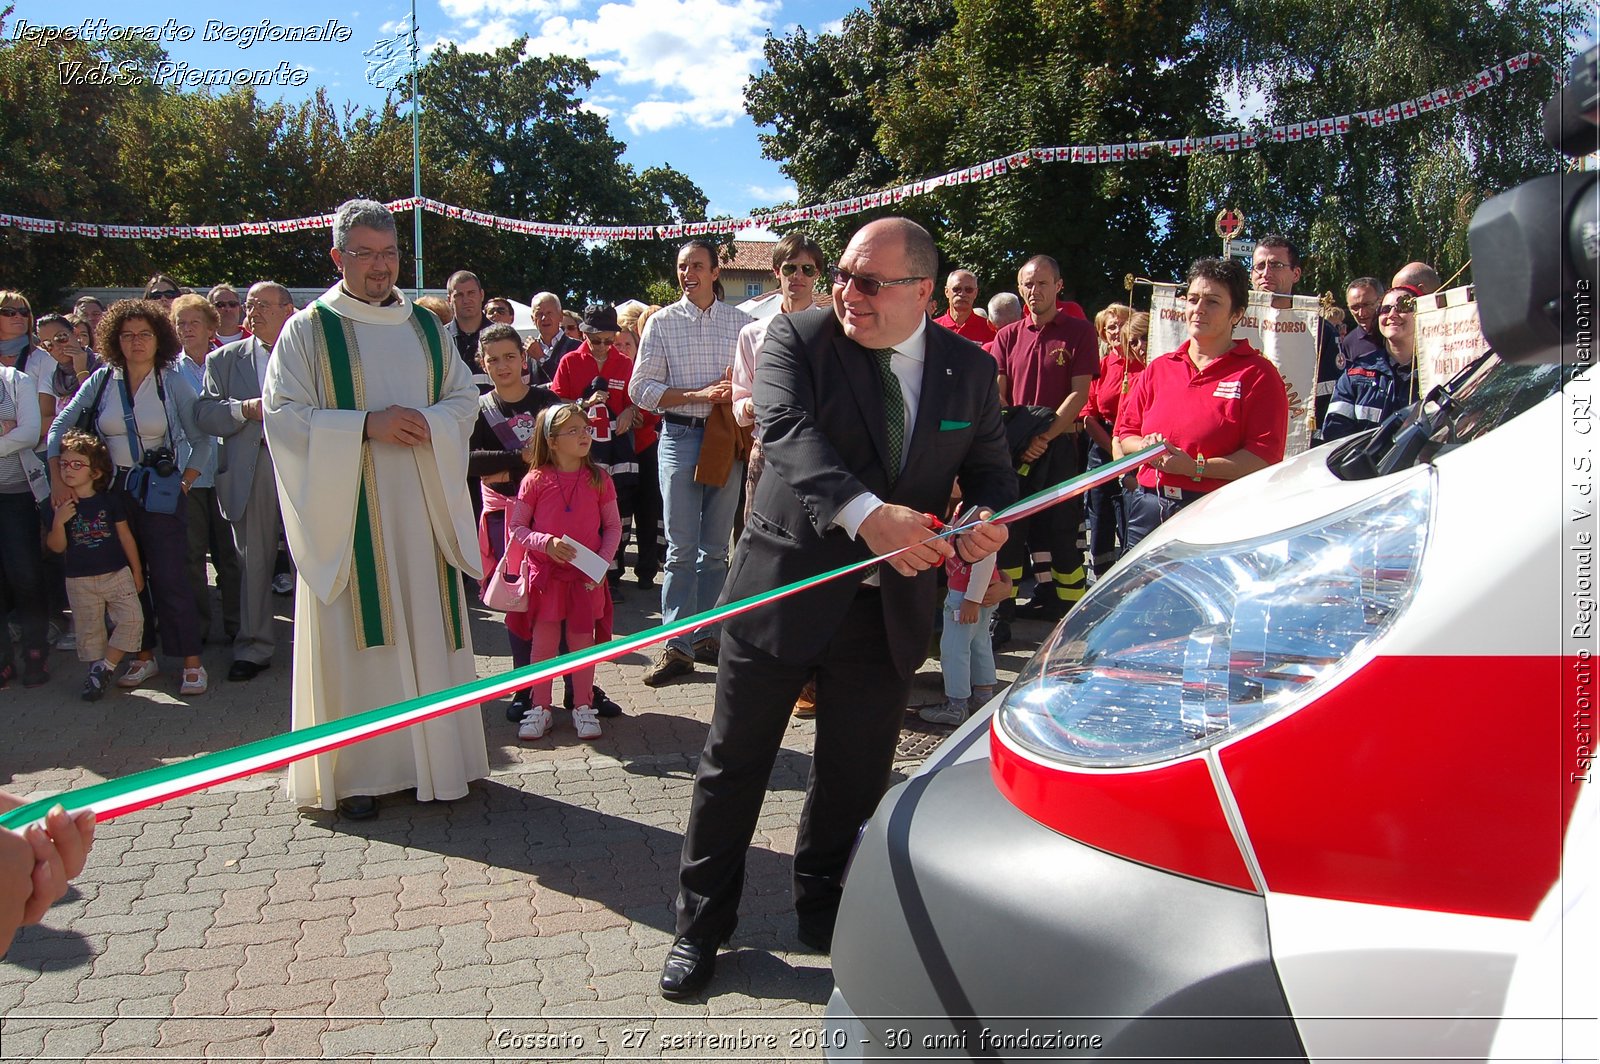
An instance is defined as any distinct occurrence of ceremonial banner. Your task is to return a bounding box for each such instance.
[1415,286,1490,395]
[1151,285,1321,456]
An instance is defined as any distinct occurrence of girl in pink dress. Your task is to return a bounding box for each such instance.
[506,403,622,741]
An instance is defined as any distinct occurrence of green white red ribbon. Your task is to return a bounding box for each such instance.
[0,445,1161,831]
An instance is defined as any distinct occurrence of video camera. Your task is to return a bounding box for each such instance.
[1470,43,1600,364]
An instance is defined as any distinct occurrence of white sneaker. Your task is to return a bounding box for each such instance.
[517,705,553,741]
[180,666,209,696]
[117,658,160,689]
[572,704,602,740]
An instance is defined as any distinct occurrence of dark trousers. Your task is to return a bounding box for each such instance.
[997,434,1085,602]
[121,483,203,658]
[676,590,910,942]
[631,442,661,580]
[1084,436,1125,577]
[0,490,46,662]
[186,485,240,641]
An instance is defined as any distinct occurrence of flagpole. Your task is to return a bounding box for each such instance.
[409,0,423,296]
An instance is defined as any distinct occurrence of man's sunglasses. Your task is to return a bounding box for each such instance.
[828,265,925,297]
[210,298,241,309]
[146,290,180,299]
[780,263,820,277]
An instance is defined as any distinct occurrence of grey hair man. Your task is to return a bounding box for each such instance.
[525,291,578,386]
[207,285,248,344]
[195,282,297,682]
[987,291,1024,331]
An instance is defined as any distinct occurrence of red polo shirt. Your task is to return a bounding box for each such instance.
[551,341,658,450]
[934,311,997,344]
[990,313,1100,407]
[1083,345,1146,427]
[1113,339,1288,493]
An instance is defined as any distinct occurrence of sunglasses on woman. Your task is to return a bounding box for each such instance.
[1378,296,1417,316]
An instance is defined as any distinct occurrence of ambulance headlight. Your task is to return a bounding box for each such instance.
[997,475,1432,768]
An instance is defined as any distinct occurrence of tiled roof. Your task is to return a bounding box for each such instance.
[724,240,778,272]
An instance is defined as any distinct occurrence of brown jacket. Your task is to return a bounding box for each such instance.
[695,401,753,485]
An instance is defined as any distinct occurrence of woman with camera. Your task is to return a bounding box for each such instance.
[47,300,213,696]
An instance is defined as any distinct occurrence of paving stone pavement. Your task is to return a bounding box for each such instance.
[1,574,1044,1061]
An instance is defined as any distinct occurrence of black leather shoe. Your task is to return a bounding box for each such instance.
[505,689,531,722]
[228,659,269,682]
[659,935,720,999]
[592,685,623,718]
[338,795,378,820]
[1013,596,1064,621]
[796,915,835,953]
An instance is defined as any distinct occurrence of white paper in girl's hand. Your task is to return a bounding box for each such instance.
[561,536,609,582]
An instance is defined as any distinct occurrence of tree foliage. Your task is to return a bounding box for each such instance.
[0,13,708,311]
[745,0,1578,309]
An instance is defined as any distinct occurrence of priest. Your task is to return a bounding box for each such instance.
[264,199,489,820]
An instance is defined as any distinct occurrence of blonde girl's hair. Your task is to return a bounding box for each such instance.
[524,403,602,488]
[1126,310,1150,343]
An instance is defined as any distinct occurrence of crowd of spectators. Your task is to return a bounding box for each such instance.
[0,232,1443,721]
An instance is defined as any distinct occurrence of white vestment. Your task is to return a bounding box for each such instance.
[265,283,489,809]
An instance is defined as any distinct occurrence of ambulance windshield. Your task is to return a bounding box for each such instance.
[1330,353,1579,479]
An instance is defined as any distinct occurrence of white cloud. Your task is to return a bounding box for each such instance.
[819,17,844,34]
[744,182,795,202]
[438,0,577,23]
[436,0,781,134]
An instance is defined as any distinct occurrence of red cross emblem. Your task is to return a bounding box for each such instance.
[1402,101,1417,118]
[1215,209,1245,240]
[1336,115,1351,133]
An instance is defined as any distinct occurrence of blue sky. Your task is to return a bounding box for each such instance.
[16,0,859,222]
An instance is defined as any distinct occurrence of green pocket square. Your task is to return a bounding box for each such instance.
[939,419,971,431]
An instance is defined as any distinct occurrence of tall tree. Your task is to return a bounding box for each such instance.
[1188,0,1575,296]
[744,0,957,256]
[745,0,1577,308]
[391,38,707,304]
[0,15,707,310]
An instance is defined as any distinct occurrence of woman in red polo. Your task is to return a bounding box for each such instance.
[1113,257,1288,550]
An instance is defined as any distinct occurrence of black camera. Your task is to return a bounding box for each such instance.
[1469,43,1600,364]
[141,447,176,477]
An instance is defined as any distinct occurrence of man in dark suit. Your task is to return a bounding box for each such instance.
[525,292,580,386]
[194,282,295,682]
[660,217,1017,999]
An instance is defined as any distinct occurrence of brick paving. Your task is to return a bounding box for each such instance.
[1,576,1041,1061]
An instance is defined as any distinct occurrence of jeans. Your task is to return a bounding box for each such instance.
[657,422,743,655]
[938,588,996,700]
[1122,487,1197,553]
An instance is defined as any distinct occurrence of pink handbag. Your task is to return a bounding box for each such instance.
[481,548,528,612]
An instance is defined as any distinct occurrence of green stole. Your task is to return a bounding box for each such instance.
[308,299,465,653]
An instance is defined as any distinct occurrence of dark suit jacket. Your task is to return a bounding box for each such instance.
[529,333,581,388]
[725,306,1017,672]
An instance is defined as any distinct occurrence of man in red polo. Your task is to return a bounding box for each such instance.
[934,269,997,344]
[990,254,1099,631]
